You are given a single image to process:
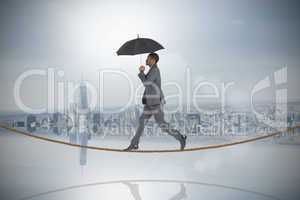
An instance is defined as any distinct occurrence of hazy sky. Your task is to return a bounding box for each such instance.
[0,0,300,112]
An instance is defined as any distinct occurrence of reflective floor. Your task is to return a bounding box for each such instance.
[0,128,300,200]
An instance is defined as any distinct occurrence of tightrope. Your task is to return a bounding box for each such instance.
[0,124,299,153]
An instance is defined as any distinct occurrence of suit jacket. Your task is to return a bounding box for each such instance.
[138,63,166,106]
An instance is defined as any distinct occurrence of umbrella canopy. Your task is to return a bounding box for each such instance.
[116,35,164,56]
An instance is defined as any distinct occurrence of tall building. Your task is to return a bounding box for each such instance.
[26,114,36,132]
[78,82,89,166]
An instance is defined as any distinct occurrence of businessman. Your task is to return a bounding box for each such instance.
[124,52,187,151]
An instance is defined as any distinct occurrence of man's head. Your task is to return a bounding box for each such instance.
[146,52,159,66]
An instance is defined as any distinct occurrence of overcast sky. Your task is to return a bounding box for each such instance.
[0,0,300,113]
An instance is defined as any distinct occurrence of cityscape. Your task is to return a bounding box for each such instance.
[2,82,300,139]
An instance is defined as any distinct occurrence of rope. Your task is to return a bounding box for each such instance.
[0,124,299,153]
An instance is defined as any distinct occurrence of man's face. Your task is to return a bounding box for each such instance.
[146,55,155,66]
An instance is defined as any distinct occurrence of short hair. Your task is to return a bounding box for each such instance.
[148,52,159,63]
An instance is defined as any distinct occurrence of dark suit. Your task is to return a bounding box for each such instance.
[130,63,183,146]
[138,63,166,106]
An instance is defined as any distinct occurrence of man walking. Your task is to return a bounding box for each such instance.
[124,53,187,151]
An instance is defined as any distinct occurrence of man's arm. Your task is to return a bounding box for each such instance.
[138,68,157,86]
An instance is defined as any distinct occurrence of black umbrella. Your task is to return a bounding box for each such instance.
[116,34,164,64]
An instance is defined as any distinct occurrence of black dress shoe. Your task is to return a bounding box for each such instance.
[123,144,139,151]
[180,135,187,150]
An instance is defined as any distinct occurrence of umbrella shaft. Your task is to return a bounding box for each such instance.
[140,54,142,65]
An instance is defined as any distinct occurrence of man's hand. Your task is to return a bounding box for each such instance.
[139,65,145,72]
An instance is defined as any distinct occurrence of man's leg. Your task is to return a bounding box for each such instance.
[130,111,152,146]
[124,106,152,150]
[154,104,187,150]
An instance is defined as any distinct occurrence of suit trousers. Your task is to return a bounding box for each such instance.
[130,103,183,145]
